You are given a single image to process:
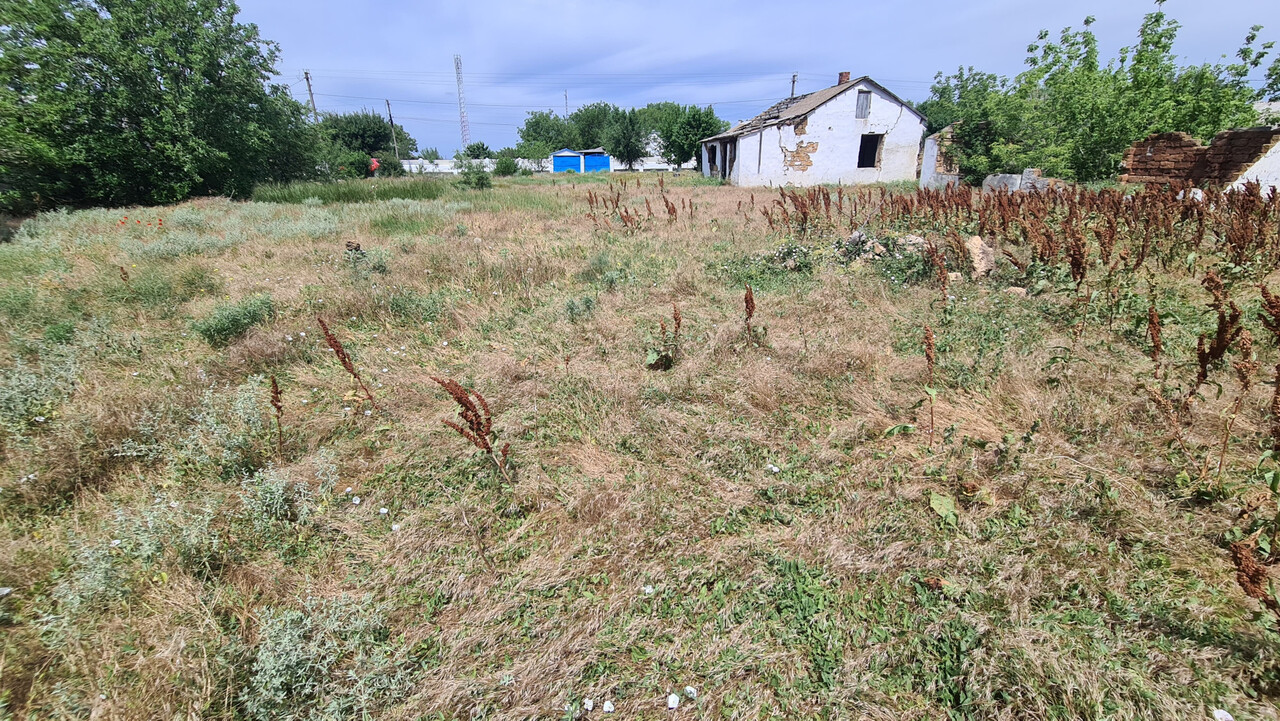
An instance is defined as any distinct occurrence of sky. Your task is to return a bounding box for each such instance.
[235,0,1280,157]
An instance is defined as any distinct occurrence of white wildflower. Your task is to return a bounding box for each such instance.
[379,507,388,515]
[667,693,679,709]
[583,699,594,711]
[642,585,655,596]
[352,496,360,505]
[684,686,697,699]
[603,700,615,713]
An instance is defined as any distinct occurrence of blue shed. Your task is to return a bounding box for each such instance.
[550,147,612,173]
[580,148,611,173]
[551,148,581,173]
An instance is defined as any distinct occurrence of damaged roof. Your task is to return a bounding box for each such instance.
[701,76,925,143]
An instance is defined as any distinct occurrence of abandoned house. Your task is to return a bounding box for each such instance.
[699,72,926,186]
[1119,127,1280,192]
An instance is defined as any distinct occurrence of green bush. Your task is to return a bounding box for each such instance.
[374,155,405,177]
[242,595,416,721]
[192,295,274,347]
[493,157,518,176]
[241,467,314,535]
[455,160,492,190]
[0,350,78,438]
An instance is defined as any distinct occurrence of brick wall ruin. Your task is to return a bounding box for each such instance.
[1120,127,1280,186]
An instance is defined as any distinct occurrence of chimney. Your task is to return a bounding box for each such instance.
[837,71,851,85]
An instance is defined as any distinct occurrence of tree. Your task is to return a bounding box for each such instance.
[668,106,729,169]
[0,0,321,212]
[420,147,442,161]
[518,110,578,150]
[920,4,1280,183]
[637,102,685,139]
[462,142,492,159]
[391,123,417,159]
[320,111,393,156]
[568,102,621,149]
[514,140,552,171]
[604,109,647,170]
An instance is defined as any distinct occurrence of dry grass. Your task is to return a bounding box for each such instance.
[1,175,1279,720]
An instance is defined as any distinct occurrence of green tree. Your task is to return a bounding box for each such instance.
[669,106,729,169]
[0,0,321,212]
[568,102,621,149]
[462,142,492,159]
[320,111,393,156]
[514,139,552,171]
[637,102,685,139]
[921,4,1279,183]
[391,124,417,159]
[420,147,442,161]
[518,110,578,150]
[604,109,647,170]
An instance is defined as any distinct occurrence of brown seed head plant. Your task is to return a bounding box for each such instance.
[1229,541,1280,620]
[647,303,683,370]
[743,284,760,345]
[1209,330,1259,482]
[269,375,285,458]
[118,265,130,286]
[924,325,937,449]
[1261,283,1280,446]
[431,376,513,485]
[317,316,379,409]
[1146,297,1163,371]
[924,239,948,300]
[1187,271,1243,401]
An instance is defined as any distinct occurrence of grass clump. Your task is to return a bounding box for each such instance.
[192,295,274,348]
[252,177,445,204]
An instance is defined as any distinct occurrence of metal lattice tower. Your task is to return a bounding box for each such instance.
[454,55,471,148]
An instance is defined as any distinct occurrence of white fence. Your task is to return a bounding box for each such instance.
[401,157,696,175]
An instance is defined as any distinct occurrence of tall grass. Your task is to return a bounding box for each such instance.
[252,177,445,204]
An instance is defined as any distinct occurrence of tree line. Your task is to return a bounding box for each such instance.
[5,0,1280,214]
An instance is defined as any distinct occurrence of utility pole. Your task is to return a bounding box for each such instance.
[790,73,797,98]
[385,99,399,159]
[304,71,318,122]
[454,54,471,148]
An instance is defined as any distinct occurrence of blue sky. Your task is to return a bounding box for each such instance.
[236,0,1280,156]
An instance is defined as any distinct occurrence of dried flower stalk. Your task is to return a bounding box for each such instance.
[318,316,378,409]
[269,375,285,457]
[432,376,513,484]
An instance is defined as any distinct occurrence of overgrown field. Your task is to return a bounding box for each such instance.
[2,174,1280,720]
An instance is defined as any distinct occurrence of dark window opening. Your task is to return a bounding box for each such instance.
[858,134,882,168]
[855,90,871,119]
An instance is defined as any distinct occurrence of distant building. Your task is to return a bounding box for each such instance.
[551,148,612,173]
[699,72,926,186]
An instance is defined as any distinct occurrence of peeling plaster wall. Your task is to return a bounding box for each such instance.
[728,80,924,187]
[1232,141,1280,195]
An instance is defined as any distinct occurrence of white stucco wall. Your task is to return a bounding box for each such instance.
[919,135,961,189]
[1231,142,1280,195]
[706,80,925,187]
